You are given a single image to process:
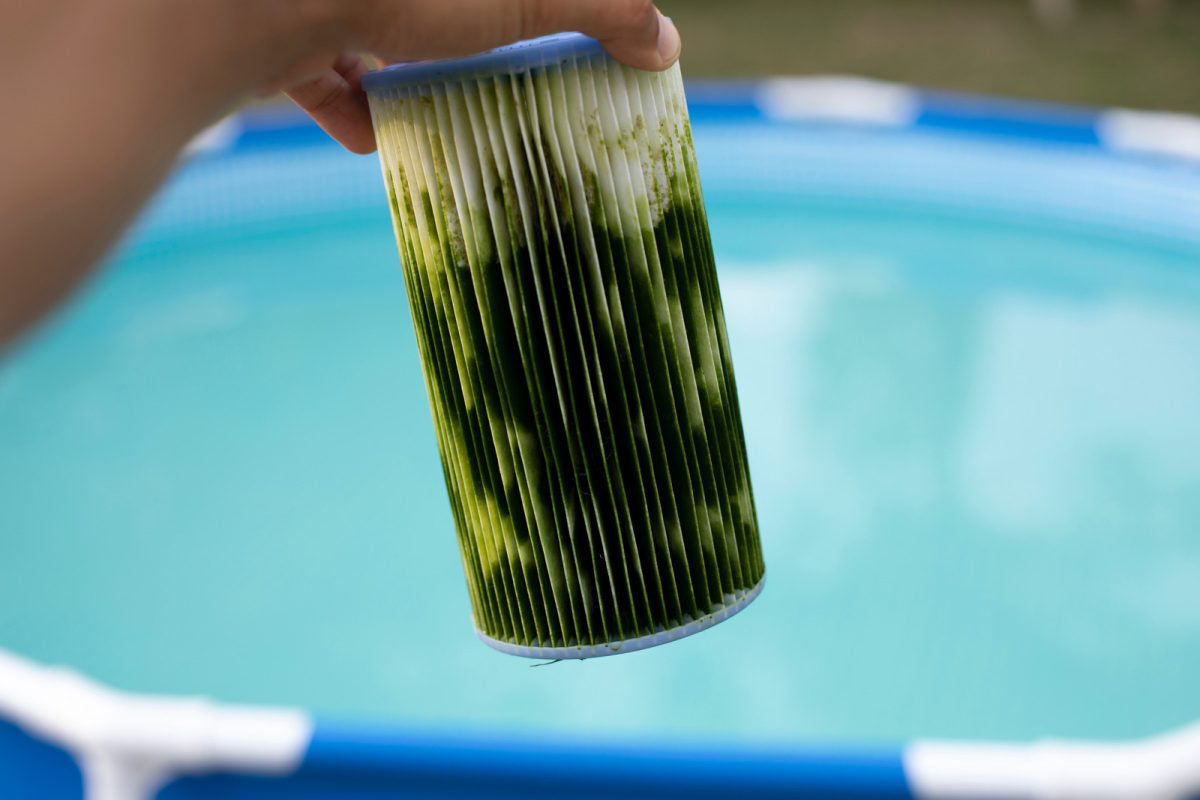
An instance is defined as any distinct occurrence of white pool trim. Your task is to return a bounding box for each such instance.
[0,649,311,800]
[905,724,1200,800]
[1098,108,1200,163]
[756,76,920,128]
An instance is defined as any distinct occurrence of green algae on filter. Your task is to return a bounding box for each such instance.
[364,34,764,658]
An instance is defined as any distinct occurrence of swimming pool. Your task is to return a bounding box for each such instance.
[2,79,1199,799]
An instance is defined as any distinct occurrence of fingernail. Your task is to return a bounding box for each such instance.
[656,13,681,65]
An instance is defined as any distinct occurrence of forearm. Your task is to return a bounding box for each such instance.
[0,0,351,349]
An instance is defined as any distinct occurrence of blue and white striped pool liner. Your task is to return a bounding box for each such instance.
[730,76,1200,165]
[157,83,1200,257]
[185,77,1200,166]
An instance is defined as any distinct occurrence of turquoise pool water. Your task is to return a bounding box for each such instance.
[1,120,1199,745]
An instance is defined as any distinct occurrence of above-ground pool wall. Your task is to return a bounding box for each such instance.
[155,727,912,800]
[6,697,1200,800]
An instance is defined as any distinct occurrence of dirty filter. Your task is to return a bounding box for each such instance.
[363,33,764,658]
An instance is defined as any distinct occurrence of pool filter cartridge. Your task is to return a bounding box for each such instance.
[363,33,764,658]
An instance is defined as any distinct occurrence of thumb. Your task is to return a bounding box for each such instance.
[520,0,680,71]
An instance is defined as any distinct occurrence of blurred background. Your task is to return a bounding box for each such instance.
[660,0,1200,113]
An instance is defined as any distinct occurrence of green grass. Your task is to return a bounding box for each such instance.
[659,0,1200,113]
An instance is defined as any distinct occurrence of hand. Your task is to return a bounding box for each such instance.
[282,0,682,154]
[0,0,680,349]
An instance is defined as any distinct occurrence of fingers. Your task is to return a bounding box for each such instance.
[294,1,682,155]
[520,0,681,71]
[356,0,680,73]
[283,52,376,154]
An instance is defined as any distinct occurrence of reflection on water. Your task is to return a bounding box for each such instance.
[714,200,1200,739]
[962,299,1200,533]
[1,172,1200,744]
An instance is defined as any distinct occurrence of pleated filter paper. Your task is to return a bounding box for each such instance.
[363,33,764,659]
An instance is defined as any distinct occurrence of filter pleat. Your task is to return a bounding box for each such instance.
[469,76,619,644]
[559,57,704,622]
[571,56,700,623]
[630,67,746,595]
[396,89,539,646]
[614,71,715,614]
[666,68,763,578]
[543,62,687,626]
[602,59,737,602]
[447,82,598,646]
[494,73,604,652]
[600,56,726,612]
[404,92,537,644]
[373,90,512,640]
[476,81,606,648]
[582,55,720,613]
[422,85,535,635]
[366,43,764,658]
[432,84,584,647]
[490,73,645,642]
[416,90,571,647]
[519,69,669,634]
[531,66,676,630]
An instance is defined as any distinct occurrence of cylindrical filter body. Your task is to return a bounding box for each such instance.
[364,33,764,658]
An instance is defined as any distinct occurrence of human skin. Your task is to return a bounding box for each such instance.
[0,0,680,351]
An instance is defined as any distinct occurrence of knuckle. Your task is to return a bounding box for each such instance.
[623,0,658,30]
[308,81,346,115]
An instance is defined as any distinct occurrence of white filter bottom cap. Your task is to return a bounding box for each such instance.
[476,575,766,660]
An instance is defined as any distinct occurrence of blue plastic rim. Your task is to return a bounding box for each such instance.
[362,32,606,93]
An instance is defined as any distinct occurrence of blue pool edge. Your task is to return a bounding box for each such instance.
[189,75,1200,168]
